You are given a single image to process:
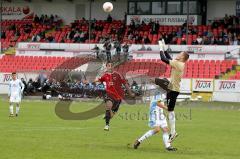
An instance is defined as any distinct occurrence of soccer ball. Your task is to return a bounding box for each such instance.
[103,2,113,13]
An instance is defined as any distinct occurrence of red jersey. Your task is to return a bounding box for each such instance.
[98,71,126,100]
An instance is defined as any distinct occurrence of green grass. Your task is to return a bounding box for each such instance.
[0,98,240,159]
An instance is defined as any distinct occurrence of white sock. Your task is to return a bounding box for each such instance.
[168,111,176,135]
[138,130,155,143]
[16,104,20,114]
[163,132,171,148]
[10,104,14,114]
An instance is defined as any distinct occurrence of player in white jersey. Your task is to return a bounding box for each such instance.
[133,91,177,151]
[8,72,25,117]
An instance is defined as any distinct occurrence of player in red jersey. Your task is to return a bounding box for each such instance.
[95,61,135,131]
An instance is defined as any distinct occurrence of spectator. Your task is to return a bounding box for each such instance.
[50,14,54,23]
[26,78,37,94]
[176,28,182,38]
[54,15,60,23]
[143,36,151,44]
[191,27,198,35]
[44,14,49,25]
[38,69,48,87]
[127,33,133,40]
[211,19,220,29]
[124,12,127,23]
[170,37,177,44]
[192,39,198,45]
[131,81,141,96]
[33,14,40,23]
[114,40,121,61]
[232,37,239,45]
[73,31,81,42]
[129,20,136,30]
[207,29,213,38]
[15,29,21,37]
[217,38,225,45]
[60,37,65,43]
[197,35,203,44]
[39,14,44,24]
[103,40,112,62]
[79,31,87,43]
[147,47,152,51]
[21,78,27,95]
[90,32,96,40]
[99,36,105,43]
[107,14,113,23]
[223,38,229,45]
[31,34,41,42]
[92,44,100,59]
[138,45,146,51]
[164,34,172,44]
[135,35,142,44]
[122,42,130,60]
[150,21,159,35]
[141,20,146,26]
[1,31,6,39]
[181,38,186,45]
[68,28,76,40]
[46,34,55,43]
[203,36,211,45]
[210,37,218,45]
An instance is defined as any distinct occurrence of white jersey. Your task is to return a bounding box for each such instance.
[9,79,24,98]
[149,93,164,115]
[148,92,167,128]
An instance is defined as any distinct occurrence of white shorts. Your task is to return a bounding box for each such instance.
[10,95,21,103]
[148,110,168,128]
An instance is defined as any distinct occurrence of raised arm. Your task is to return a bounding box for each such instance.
[160,51,170,65]
[164,51,172,60]
[159,40,172,64]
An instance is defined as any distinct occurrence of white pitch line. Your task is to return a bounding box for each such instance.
[0,126,111,132]
[0,127,109,131]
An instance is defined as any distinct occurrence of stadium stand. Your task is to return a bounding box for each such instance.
[114,59,238,79]
[50,19,125,43]
[0,55,66,72]
[1,15,62,50]
[1,15,239,51]
[0,55,237,79]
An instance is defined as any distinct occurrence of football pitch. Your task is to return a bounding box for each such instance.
[0,98,239,159]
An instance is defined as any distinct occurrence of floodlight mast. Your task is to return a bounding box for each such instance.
[89,0,93,42]
[186,0,190,44]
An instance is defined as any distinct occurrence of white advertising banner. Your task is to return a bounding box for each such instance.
[192,79,214,92]
[17,42,239,55]
[127,15,200,25]
[180,79,191,93]
[17,50,92,57]
[0,73,38,84]
[212,92,240,102]
[17,43,100,50]
[0,73,39,94]
[1,3,34,20]
[132,50,225,60]
[0,73,13,94]
[214,80,240,93]
[0,73,12,84]
[128,44,239,54]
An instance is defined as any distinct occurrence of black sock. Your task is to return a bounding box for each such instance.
[105,110,111,126]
